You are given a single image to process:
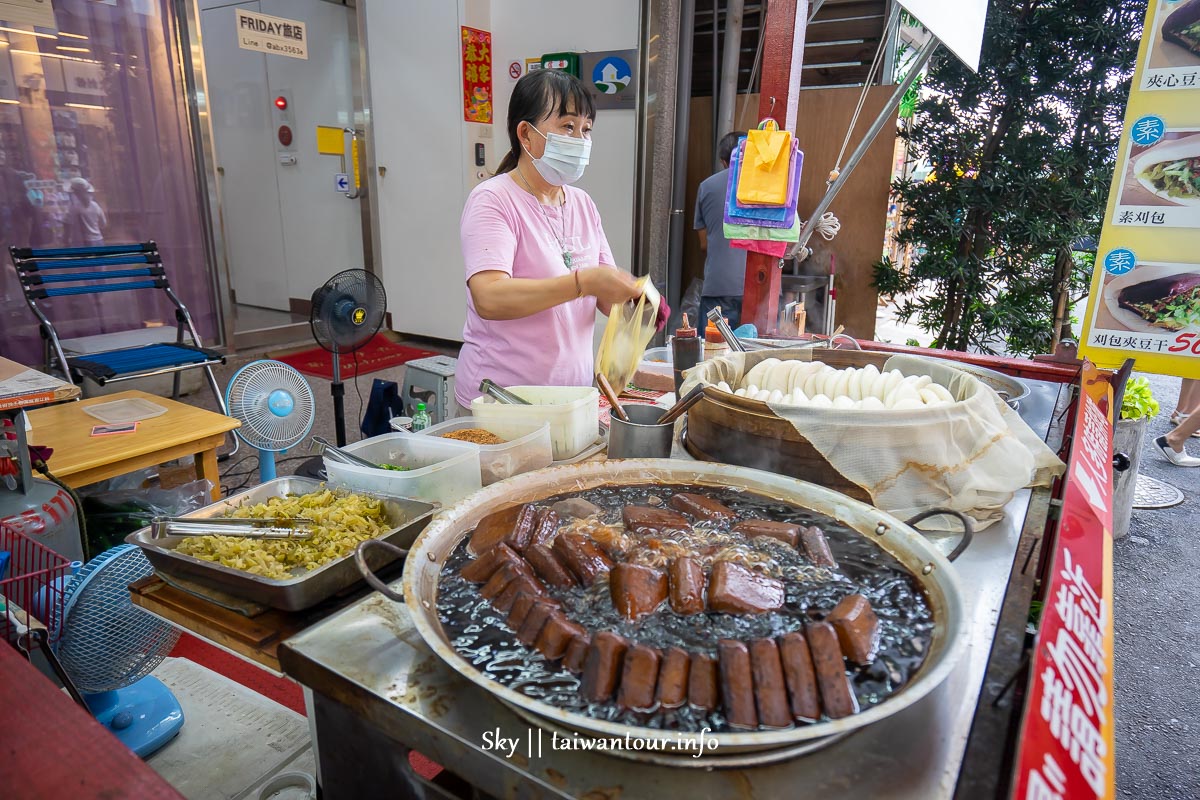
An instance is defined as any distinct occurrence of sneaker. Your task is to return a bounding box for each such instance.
[1155,435,1200,467]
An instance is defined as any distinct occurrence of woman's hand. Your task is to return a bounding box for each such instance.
[579,267,640,306]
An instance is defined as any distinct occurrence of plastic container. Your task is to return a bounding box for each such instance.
[323,433,481,506]
[471,386,599,461]
[415,417,553,485]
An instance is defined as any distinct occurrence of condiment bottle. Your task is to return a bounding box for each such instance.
[411,402,431,432]
[704,318,729,360]
[671,314,703,397]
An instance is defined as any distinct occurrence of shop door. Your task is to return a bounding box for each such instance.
[200,0,364,336]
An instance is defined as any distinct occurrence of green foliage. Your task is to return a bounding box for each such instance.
[874,1,1144,357]
[905,338,921,347]
[1120,377,1160,421]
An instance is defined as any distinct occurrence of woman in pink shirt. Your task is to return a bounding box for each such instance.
[457,70,642,410]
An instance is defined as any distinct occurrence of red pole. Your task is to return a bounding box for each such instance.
[740,0,808,334]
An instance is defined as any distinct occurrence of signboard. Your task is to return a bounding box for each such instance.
[334,173,349,193]
[316,125,344,156]
[896,0,989,72]
[1011,360,1116,800]
[0,0,57,30]
[234,9,307,60]
[579,49,638,111]
[1080,0,1200,375]
[461,26,492,124]
[525,57,542,75]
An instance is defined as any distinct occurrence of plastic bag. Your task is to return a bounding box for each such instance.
[596,278,661,391]
[82,478,214,553]
[736,121,794,205]
[680,350,1065,529]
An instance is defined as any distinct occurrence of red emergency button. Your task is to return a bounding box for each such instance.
[274,96,288,110]
[278,125,293,146]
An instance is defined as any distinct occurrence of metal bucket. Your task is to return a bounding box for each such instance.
[608,404,673,458]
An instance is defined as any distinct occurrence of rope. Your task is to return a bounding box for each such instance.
[814,212,842,240]
[829,3,900,185]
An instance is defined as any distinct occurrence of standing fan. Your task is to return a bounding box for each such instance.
[310,269,387,446]
[54,545,183,757]
[225,360,316,481]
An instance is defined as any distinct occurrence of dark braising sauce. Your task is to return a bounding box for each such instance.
[437,484,933,732]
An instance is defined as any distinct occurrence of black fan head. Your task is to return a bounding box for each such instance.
[310,269,386,354]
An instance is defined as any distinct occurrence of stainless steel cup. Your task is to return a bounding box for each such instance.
[608,404,673,458]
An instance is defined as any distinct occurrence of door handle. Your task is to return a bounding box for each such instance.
[343,127,360,199]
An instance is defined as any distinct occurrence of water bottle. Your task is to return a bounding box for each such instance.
[411,402,431,432]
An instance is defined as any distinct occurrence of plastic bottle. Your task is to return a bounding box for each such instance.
[411,402,431,432]
[671,313,703,397]
[704,318,729,360]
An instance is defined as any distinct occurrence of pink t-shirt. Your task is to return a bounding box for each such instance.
[457,173,615,406]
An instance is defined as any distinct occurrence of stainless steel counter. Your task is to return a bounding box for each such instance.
[280,380,1064,799]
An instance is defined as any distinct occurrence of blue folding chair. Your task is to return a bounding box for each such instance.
[9,241,236,452]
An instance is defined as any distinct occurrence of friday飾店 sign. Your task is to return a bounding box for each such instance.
[235,8,307,60]
[1080,0,1200,376]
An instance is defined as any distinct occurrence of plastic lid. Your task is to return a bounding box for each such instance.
[676,313,697,338]
[705,319,727,343]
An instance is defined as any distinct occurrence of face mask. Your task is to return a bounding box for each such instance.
[523,125,591,186]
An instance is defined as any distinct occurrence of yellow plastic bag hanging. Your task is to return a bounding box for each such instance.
[596,277,661,392]
[736,119,793,206]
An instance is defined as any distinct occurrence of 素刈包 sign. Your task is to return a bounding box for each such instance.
[1080,0,1200,376]
[235,8,307,60]
[461,27,492,124]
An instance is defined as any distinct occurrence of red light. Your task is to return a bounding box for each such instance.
[274,96,288,110]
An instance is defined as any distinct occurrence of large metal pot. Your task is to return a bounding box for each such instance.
[359,459,970,757]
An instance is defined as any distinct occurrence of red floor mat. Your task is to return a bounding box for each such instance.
[271,334,438,381]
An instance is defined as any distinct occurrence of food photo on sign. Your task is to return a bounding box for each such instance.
[1142,0,1200,88]
[1114,128,1200,227]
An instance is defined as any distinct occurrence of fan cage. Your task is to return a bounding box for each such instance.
[57,545,179,693]
[310,269,386,354]
[226,360,316,452]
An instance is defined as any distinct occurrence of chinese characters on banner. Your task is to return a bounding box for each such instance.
[461,27,493,124]
[1079,0,1200,377]
[1012,362,1116,800]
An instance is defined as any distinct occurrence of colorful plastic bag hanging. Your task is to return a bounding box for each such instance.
[724,138,803,229]
[723,214,802,246]
[736,119,793,206]
[729,238,790,257]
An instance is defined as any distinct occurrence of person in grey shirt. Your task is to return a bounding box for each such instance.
[693,132,747,328]
[66,177,107,246]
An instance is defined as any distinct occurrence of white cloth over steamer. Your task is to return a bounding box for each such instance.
[680,351,1065,529]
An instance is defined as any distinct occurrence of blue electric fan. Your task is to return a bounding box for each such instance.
[54,544,183,757]
[224,360,316,481]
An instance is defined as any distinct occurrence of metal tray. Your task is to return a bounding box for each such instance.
[125,476,435,611]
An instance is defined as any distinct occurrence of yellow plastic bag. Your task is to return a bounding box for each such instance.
[736,120,793,206]
[596,277,661,392]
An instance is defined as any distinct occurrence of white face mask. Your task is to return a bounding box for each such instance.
[523,125,591,186]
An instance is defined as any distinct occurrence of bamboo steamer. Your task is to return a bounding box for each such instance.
[684,349,890,502]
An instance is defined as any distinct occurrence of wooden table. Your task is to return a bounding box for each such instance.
[26,389,239,501]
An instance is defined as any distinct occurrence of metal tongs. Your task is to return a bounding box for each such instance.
[311,435,383,469]
[479,379,531,405]
[706,307,770,352]
[151,515,315,540]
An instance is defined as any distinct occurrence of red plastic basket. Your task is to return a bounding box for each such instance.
[0,522,73,646]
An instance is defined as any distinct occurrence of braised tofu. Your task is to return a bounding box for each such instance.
[621,506,692,536]
[708,561,785,614]
[528,508,561,550]
[610,562,668,621]
[581,632,630,703]
[799,526,838,569]
[506,592,539,631]
[806,622,859,719]
[687,653,720,711]
[525,543,578,589]
[504,505,542,553]
[517,601,558,647]
[718,639,758,730]
[467,505,526,556]
[777,632,821,723]
[749,638,792,729]
[535,612,587,662]
[732,520,800,548]
[616,644,661,711]
[668,493,737,521]
[553,498,603,520]
[668,557,706,615]
[460,541,523,583]
[493,573,549,614]
[553,532,614,586]
[655,647,691,709]
[480,561,523,600]
[826,594,879,665]
[563,633,592,674]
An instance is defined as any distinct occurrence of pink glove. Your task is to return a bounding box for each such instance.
[655,294,671,333]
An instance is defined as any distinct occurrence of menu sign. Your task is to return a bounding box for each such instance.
[1010,362,1116,800]
[1080,0,1200,376]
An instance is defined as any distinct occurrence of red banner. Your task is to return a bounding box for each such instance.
[1011,361,1116,800]
[461,26,493,124]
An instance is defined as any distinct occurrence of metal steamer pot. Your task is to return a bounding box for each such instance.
[356,459,972,759]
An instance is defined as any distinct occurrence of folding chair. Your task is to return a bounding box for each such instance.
[9,241,237,454]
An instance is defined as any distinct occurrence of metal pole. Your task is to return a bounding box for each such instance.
[715,0,745,157]
[667,0,697,325]
[711,0,719,158]
[794,34,939,252]
[807,0,825,23]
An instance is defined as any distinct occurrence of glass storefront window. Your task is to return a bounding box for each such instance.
[0,0,218,365]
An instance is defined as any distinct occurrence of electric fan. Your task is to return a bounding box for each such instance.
[225,360,316,481]
[310,269,387,446]
[54,544,183,758]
